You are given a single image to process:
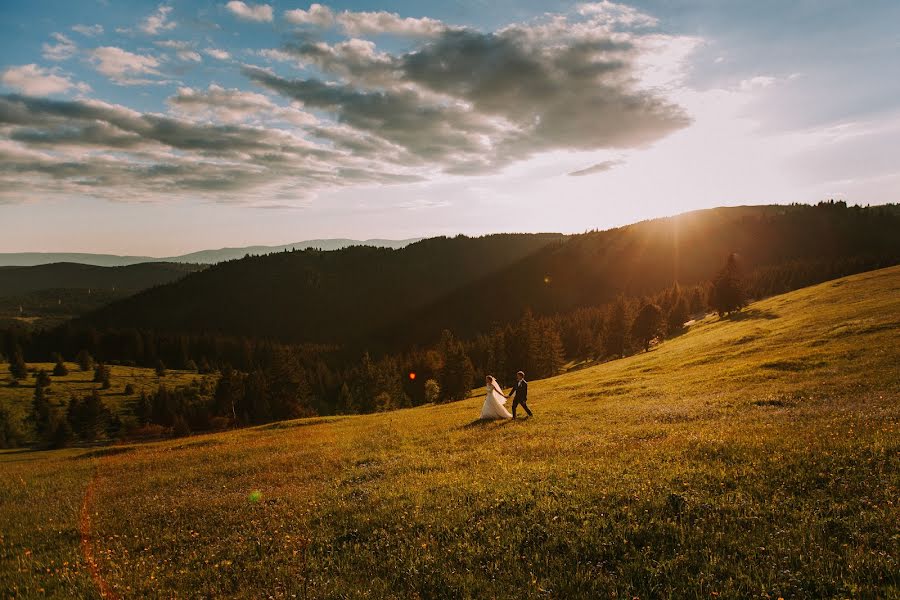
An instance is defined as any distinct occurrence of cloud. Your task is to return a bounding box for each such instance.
[139,5,177,35]
[1,2,694,206]
[226,1,273,23]
[72,24,104,37]
[167,84,316,125]
[284,3,334,27]
[577,2,659,28]
[337,11,447,38]
[1,64,90,95]
[0,93,419,205]
[247,6,690,174]
[204,48,231,60]
[89,46,162,85]
[154,40,202,62]
[568,160,622,176]
[42,33,78,61]
[284,4,447,37]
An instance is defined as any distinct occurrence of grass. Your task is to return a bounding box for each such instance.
[2,266,899,598]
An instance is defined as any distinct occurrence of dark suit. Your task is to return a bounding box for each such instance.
[510,378,532,417]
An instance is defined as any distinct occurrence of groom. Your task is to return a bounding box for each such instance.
[509,371,533,419]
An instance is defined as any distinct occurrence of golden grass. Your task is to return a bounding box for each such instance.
[2,266,899,598]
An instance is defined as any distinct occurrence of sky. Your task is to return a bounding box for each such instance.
[1,0,898,255]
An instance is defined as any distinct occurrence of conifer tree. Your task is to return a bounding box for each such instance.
[31,380,53,439]
[9,347,27,380]
[75,349,94,372]
[438,330,475,402]
[604,296,630,358]
[53,354,69,377]
[631,303,663,352]
[709,253,747,316]
[667,296,690,334]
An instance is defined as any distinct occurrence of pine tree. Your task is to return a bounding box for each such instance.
[438,330,474,402]
[709,253,747,316]
[36,369,52,389]
[604,296,630,358]
[666,296,690,334]
[53,355,69,377]
[9,347,27,380]
[538,322,566,378]
[31,380,53,439]
[631,303,663,352]
[75,349,94,372]
[93,364,111,389]
[134,391,151,425]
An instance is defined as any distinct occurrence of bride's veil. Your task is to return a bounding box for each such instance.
[489,376,505,398]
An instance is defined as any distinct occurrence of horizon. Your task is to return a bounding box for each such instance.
[2,1,899,255]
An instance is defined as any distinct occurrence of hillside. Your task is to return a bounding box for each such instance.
[76,204,900,348]
[2,267,898,598]
[0,262,204,297]
[76,233,567,345]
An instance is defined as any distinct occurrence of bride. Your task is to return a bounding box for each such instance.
[480,375,512,420]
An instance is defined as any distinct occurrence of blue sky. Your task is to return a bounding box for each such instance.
[1,0,898,255]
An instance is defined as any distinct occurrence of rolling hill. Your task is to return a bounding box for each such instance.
[75,204,900,349]
[0,262,204,298]
[2,266,897,598]
[0,262,207,329]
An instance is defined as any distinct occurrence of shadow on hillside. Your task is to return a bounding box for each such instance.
[725,308,780,322]
[460,418,513,430]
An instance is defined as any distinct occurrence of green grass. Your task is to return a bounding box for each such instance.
[2,267,899,598]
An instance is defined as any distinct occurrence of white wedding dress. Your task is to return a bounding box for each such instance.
[480,378,512,420]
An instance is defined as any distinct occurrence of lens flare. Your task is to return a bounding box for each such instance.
[408,372,416,380]
[248,490,262,503]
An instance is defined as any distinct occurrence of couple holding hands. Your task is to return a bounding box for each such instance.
[480,371,533,420]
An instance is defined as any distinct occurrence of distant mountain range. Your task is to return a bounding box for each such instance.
[0,239,423,267]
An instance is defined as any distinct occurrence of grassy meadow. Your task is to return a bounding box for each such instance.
[0,363,208,428]
[2,266,899,598]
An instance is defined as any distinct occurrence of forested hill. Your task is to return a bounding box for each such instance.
[73,203,899,349]
[75,233,566,344]
[0,262,204,297]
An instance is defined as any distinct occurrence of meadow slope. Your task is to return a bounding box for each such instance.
[2,267,899,598]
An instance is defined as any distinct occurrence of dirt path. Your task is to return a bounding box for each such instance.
[79,465,118,600]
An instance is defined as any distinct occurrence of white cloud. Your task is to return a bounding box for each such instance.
[284,4,446,37]
[284,4,335,27]
[42,33,78,61]
[226,1,273,23]
[577,1,658,28]
[168,84,316,125]
[89,46,162,85]
[1,64,90,95]
[139,5,177,35]
[337,11,446,38]
[155,40,203,62]
[72,24,104,37]
[204,48,231,60]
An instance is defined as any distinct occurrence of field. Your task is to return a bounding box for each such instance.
[2,266,899,598]
[0,362,207,428]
